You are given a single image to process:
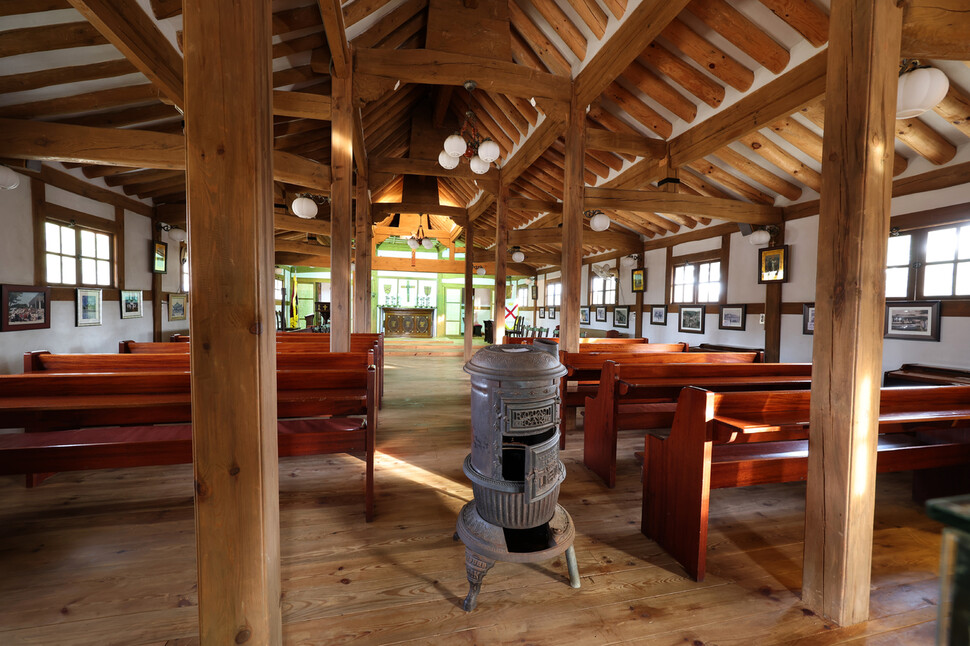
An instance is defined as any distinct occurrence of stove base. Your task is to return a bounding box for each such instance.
[455,501,580,611]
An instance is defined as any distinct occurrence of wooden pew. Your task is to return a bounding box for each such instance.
[582,361,813,487]
[642,385,970,581]
[27,350,373,373]
[503,337,651,346]
[557,350,762,445]
[0,367,378,519]
[884,363,970,386]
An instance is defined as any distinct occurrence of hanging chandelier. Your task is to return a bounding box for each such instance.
[438,81,501,175]
[896,60,949,119]
[407,214,436,250]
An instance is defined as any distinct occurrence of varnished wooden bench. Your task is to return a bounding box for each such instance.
[0,368,378,519]
[582,361,813,487]
[557,350,761,445]
[642,385,970,581]
[884,363,970,386]
[503,337,652,346]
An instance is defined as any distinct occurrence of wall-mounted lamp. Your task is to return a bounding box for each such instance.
[620,254,639,268]
[585,209,610,232]
[748,225,780,247]
[291,194,329,219]
[158,222,187,243]
[896,60,949,119]
[0,166,20,190]
[510,246,525,263]
[475,265,486,276]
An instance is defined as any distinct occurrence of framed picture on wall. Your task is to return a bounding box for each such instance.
[650,305,667,326]
[884,300,941,342]
[595,306,607,322]
[1,284,51,332]
[169,293,187,321]
[579,306,590,325]
[719,304,746,331]
[121,290,144,319]
[531,285,538,301]
[547,306,555,319]
[613,306,630,328]
[802,303,815,335]
[678,305,705,334]
[76,288,102,327]
[539,307,545,319]
[631,268,646,293]
[152,241,168,274]
[758,245,789,283]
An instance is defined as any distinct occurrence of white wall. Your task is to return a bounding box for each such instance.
[0,172,160,374]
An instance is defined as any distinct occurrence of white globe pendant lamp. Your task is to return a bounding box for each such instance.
[511,249,525,263]
[0,165,20,190]
[589,211,610,232]
[476,266,486,276]
[422,237,435,250]
[444,134,467,158]
[291,196,318,219]
[469,155,490,175]
[477,139,500,164]
[896,66,949,119]
[438,149,460,170]
[168,227,187,243]
[407,237,420,250]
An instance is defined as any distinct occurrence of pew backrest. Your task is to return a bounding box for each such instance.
[26,350,373,373]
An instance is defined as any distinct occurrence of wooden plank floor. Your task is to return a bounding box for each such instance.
[0,349,943,645]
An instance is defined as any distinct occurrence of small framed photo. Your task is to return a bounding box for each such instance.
[539,307,545,319]
[613,305,630,328]
[650,305,666,326]
[1,284,51,332]
[546,306,555,319]
[169,293,187,321]
[121,289,144,319]
[631,268,646,293]
[678,305,705,334]
[76,288,103,327]
[884,300,941,342]
[802,303,815,335]
[580,306,590,325]
[531,285,538,301]
[719,304,746,331]
[758,245,789,283]
[153,241,168,274]
[595,306,607,322]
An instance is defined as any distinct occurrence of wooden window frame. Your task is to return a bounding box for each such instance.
[588,272,617,306]
[887,215,970,302]
[545,279,562,307]
[44,218,117,289]
[666,239,730,307]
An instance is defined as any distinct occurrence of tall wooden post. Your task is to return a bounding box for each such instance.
[464,225,475,361]
[561,91,586,353]
[803,0,902,626]
[182,0,281,642]
[764,223,785,362]
[634,285,644,339]
[330,71,353,351]
[493,183,509,345]
[353,169,372,333]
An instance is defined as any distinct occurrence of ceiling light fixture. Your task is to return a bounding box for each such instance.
[896,60,949,119]
[511,247,525,263]
[476,265,486,276]
[439,81,501,175]
[291,194,329,220]
[748,224,780,246]
[0,165,21,190]
[407,214,436,250]
[585,209,610,232]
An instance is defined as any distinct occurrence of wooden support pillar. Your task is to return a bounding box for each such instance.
[634,283,644,339]
[182,0,281,643]
[803,0,903,626]
[561,90,586,353]
[331,69,353,351]
[464,225,474,362]
[764,223,785,362]
[493,183,508,345]
[353,169,372,333]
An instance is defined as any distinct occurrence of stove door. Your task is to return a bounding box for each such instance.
[524,432,563,504]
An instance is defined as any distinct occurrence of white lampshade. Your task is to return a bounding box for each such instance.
[476,266,486,275]
[748,229,772,246]
[291,196,318,219]
[512,250,525,263]
[438,149,460,170]
[169,227,187,243]
[620,255,636,268]
[407,237,420,250]
[0,165,20,190]
[444,133,467,158]
[478,139,500,163]
[589,212,610,231]
[422,237,435,249]
[896,67,949,119]
[469,154,490,175]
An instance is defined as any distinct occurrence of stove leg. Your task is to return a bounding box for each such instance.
[565,545,580,588]
[462,550,494,612]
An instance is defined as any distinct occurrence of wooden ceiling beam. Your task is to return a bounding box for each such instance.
[107,168,182,188]
[350,0,427,49]
[275,213,330,235]
[0,21,107,58]
[620,62,697,123]
[637,43,725,110]
[685,0,789,74]
[685,159,776,204]
[661,19,753,93]
[371,201,468,223]
[317,0,351,78]
[894,117,957,166]
[529,0,587,59]
[584,187,782,225]
[901,0,970,59]
[500,112,567,185]
[273,91,332,121]
[0,58,135,95]
[355,48,571,102]
[68,0,185,107]
[370,156,500,185]
[0,0,70,15]
[602,82,673,138]
[934,78,970,139]
[574,0,691,106]
[709,147,801,202]
[737,132,822,192]
[585,127,667,157]
[0,84,162,120]
[509,198,562,212]
[798,99,908,175]
[759,0,829,48]
[59,103,178,129]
